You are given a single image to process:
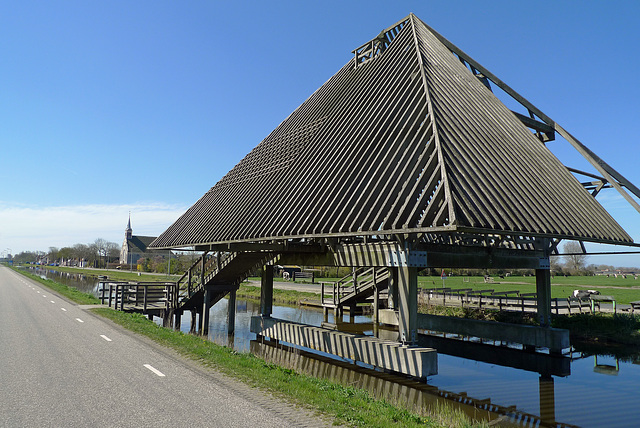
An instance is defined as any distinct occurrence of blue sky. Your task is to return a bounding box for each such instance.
[1,1,639,266]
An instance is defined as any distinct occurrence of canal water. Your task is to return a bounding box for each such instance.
[28,267,640,427]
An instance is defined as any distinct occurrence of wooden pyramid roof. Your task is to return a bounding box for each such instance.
[151,14,632,249]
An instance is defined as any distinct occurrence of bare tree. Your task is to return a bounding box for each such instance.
[550,256,564,275]
[563,241,587,273]
[92,239,118,267]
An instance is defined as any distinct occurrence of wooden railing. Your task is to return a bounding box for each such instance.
[421,288,616,315]
[99,281,175,312]
[321,267,389,307]
[173,251,236,308]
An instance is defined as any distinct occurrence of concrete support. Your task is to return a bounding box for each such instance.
[398,266,418,345]
[536,268,552,328]
[251,316,437,378]
[388,268,399,309]
[260,265,274,317]
[228,288,237,334]
[201,288,211,336]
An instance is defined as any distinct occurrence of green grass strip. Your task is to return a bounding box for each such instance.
[91,308,481,428]
[11,267,101,305]
[237,284,326,305]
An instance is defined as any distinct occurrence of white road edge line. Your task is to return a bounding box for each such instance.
[75,318,84,323]
[144,364,166,377]
[100,335,112,342]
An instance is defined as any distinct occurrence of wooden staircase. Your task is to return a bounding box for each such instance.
[321,267,390,312]
[172,251,277,312]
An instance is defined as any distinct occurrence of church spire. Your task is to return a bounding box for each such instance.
[126,212,132,239]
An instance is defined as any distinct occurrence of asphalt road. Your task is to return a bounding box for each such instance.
[0,266,330,427]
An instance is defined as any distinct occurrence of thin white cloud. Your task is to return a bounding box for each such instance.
[0,202,187,254]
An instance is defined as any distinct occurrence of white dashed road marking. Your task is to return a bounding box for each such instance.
[100,335,112,342]
[61,308,67,312]
[75,318,84,323]
[144,364,165,377]
[50,300,55,303]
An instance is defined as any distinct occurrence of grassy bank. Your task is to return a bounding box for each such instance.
[237,284,325,305]
[552,313,640,347]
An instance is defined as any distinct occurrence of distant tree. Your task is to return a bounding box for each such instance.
[104,241,119,265]
[14,251,38,264]
[58,247,74,262]
[72,243,91,264]
[47,247,59,264]
[550,257,564,276]
[92,239,118,267]
[563,241,587,273]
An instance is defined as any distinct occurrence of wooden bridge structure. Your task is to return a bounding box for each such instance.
[134,13,640,377]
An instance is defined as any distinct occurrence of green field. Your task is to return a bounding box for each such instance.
[417,275,640,305]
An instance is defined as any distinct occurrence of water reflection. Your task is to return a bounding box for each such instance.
[25,266,100,296]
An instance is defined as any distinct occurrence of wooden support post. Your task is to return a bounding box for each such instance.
[174,310,182,331]
[373,280,379,324]
[228,288,237,334]
[536,268,552,328]
[388,268,399,310]
[201,288,211,336]
[190,310,197,334]
[398,266,418,345]
[108,284,113,307]
[260,264,274,317]
[200,253,206,287]
[143,285,148,313]
[350,303,356,322]
[163,308,173,328]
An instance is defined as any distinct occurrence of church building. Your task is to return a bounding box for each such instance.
[119,215,171,265]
